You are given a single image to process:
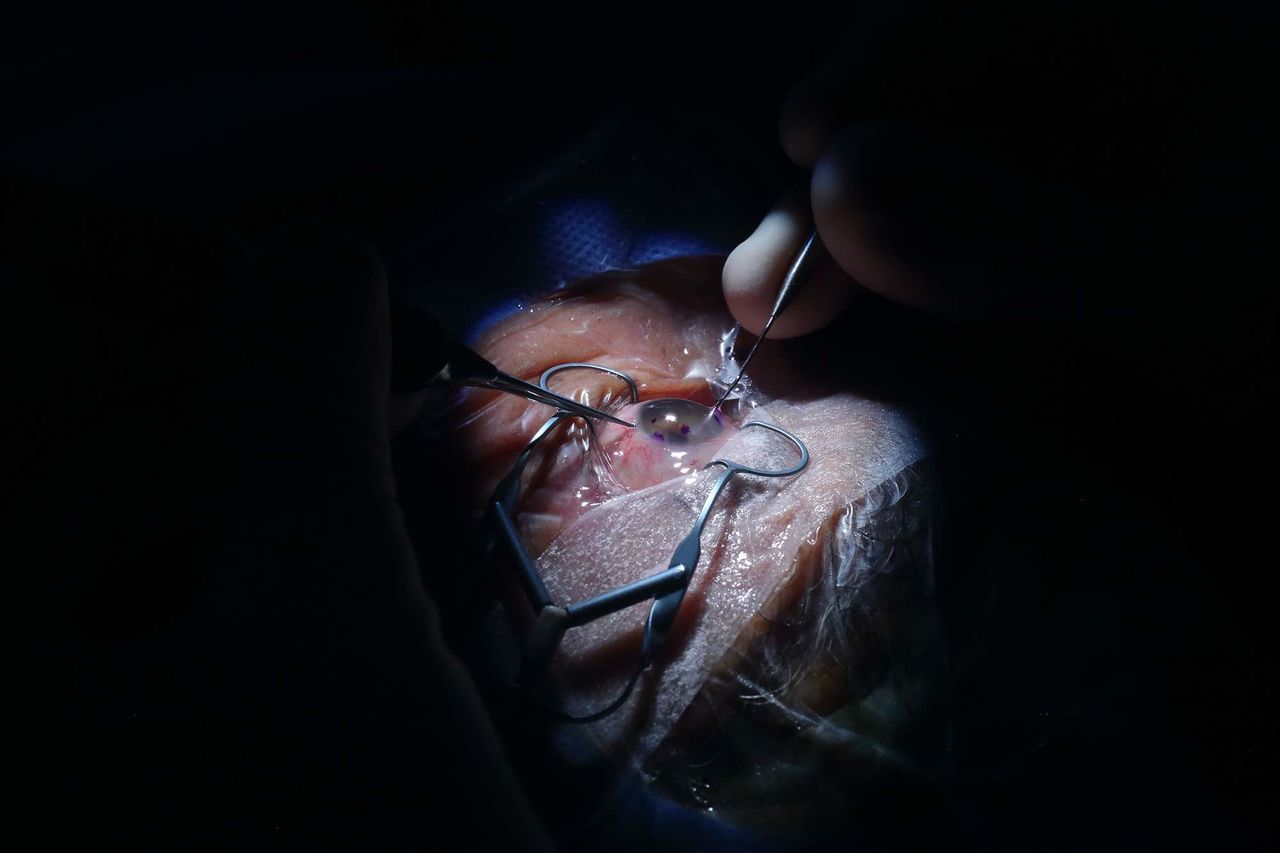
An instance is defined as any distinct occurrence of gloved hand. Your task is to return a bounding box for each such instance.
[723,0,1278,341]
[6,188,551,848]
[716,16,1279,846]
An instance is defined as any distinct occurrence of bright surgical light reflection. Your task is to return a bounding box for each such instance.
[635,398,729,447]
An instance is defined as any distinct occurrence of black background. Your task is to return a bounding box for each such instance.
[8,1,1278,850]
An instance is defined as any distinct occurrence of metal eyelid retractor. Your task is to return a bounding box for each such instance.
[540,362,640,407]
[640,420,809,671]
[488,363,640,616]
[488,362,810,723]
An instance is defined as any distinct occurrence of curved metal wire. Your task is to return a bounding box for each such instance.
[492,363,637,517]
[641,420,810,667]
[706,420,811,477]
[490,363,811,723]
[539,362,640,402]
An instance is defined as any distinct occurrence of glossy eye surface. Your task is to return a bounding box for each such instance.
[634,398,727,446]
[449,270,936,839]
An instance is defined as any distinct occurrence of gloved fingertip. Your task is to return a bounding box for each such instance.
[814,122,1100,317]
[722,194,811,335]
[779,72,837,168]
[811,124,975,312]
[765,256,862,339]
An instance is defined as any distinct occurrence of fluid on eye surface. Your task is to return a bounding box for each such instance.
[634,398,728,446]
[452,271,935,820]
[585,397,735,493]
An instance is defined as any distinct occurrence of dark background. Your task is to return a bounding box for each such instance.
[8,1,1278,849]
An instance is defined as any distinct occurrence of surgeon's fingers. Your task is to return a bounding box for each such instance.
[780,72,834,168]
[210,222,555,850]
[210,220,415,632]
[722,192,861,337]
[809,122,1117,317]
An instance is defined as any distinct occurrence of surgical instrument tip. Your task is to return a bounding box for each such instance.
[715,229,826,408]
[388,300,635,427]
[487,372,636,427]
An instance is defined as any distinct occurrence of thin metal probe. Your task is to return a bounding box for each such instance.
[715,230,827,409]
[481,371,635,427]
[391,304,636,428]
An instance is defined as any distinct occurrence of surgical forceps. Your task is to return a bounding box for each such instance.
[390,299,635,427]
[489,363,810,722]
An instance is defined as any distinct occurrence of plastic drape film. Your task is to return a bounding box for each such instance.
[451,268,946,838]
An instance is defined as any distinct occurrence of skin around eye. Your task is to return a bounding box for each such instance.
[448,265,934,824]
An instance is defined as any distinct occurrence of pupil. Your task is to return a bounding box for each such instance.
[634,398,726,446]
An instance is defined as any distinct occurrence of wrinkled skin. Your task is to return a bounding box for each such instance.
[449,258,945,831]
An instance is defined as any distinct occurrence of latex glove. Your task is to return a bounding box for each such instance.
[5,189,551,848]
[724,1,1278,339]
